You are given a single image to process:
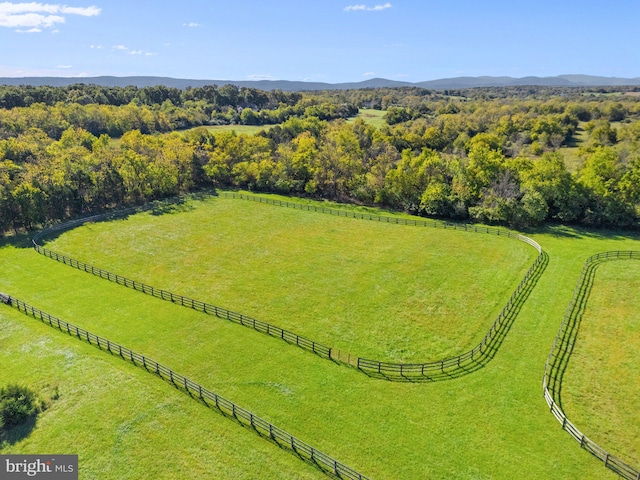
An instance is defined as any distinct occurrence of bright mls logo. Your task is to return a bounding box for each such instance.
[1,455,77,479]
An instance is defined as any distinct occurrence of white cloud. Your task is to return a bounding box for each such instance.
[60,5,99,16]
[182,22,201,27]
[111,44,155,56]
[56,64,71,68]
[89,43,101,49]
[0,12,64,27]
[344,2,391,12]
[16,26,41,32]
[370,3,391,11]
[362,71,375,77]
[0,2,99,15]
[247,74,276,81]
[0,2,100,31]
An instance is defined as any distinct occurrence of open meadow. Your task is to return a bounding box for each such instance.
[178,124,275,136]
[347,108,387,128]
[1,192,638,479]
[561,260,640,467]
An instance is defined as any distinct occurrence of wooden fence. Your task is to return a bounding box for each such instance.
[543,251,640,480]
[32,191,544,381]
[0,293,369,480]
[31,242,333,361]
[15,192,639,478]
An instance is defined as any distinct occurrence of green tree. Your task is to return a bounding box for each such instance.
[11,182,47,230]
[461,144,506,204]
[586,120,618,147]
[274,131,318,193]
[519,152,582,222]
[240,108,260,125]
[578,146,636,226]
[385,148,451,212]
[0,384,42,430]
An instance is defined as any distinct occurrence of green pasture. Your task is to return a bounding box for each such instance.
[562,259,640,467]
[1,192,638,479]
[0,306,322,479]
[348,108,387,128]
[560,121,626,173]
[560,123,588,173]
[178,124,275,136]
[39,195,535,363]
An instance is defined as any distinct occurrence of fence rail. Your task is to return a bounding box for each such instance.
[220,193,545,379]
[32,191,544,381]
[0,293,368,480]
[543,250,640,480]
[31,241,333,362]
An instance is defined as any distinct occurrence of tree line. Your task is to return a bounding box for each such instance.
[1,84,639,235]
[0,83,303,109]
[0,83,358,139]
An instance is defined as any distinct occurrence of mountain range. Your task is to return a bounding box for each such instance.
[1,74,640,91]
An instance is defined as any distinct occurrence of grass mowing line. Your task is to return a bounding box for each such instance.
[543,251,640,480]
[32,191,544,382]
[0,293,369,480]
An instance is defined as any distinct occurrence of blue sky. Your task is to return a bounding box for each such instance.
[1,1,639,82]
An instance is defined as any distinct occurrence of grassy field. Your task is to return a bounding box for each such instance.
[560,122,589,173]
[560,121,625,173]
[347,108,387,128]
[175,108,386,138]
[0,306,324,479]
[562,259,640,467]
[178,124,276,136]
[1,192,638,479]
[38,195,535,363]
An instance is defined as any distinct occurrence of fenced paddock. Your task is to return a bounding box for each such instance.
[0,193,636,478]
[543,251,640,480]
[31,191,544,381]
[0,293,369,480]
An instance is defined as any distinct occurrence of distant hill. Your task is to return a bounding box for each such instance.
[1,75,639,91]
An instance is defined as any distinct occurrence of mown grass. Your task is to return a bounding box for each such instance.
[39,194,535,363]
[561,121,625,173]
[0,278,325,480]
[1,193,638,479]
[178,124,276,136]
[562,259,640,467]
[561,123,588,173]
[347,108,387,128]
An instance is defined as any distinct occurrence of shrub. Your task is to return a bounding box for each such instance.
[0,384,40,429]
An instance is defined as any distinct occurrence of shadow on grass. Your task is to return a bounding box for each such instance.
[543,252,640,480]
[131,367,361,479]
[359,251,549,383]
[195,393,354,480]
[545,254,640,410]
[31,191,219,246]
[2,295,367,479]
[0,231,34,249]
[26,192,552,386]
[149,196,196,216]
[0,415,38,449]
[530,224,640,242]
[544,260,598,410]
